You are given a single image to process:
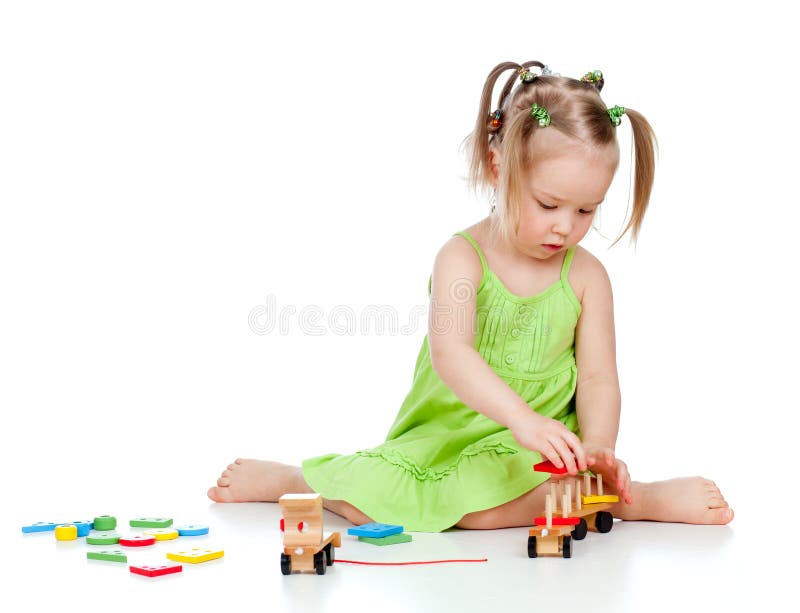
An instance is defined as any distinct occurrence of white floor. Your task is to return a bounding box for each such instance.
[7,491,788,613]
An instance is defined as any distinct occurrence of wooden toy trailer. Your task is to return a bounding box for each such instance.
[279,493,341,575]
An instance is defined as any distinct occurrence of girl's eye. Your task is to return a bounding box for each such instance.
[539,203,594,215]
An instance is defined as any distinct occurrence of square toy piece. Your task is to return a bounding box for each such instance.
[347,522,403,538]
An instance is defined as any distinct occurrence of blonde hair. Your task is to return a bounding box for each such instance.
[462,61,658,248]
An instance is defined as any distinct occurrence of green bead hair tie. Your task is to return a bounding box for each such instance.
[530,103,551,127]
[607,105,626,126]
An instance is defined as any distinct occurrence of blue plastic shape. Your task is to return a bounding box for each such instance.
[21,522,58,534]
[347,522,404,538]
[71,520,93,537]
[176,524,209,536]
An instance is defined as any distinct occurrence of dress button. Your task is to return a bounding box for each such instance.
[505,355,515,364]
[511,328,520,338]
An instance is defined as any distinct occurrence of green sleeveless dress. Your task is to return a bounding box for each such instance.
[302,230,582,532]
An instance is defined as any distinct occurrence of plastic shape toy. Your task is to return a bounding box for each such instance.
[278,493,341,575]
[93,516,117,531]
[166,548,224,564]
[347,523,403,538]
[358,533,412,546]
[130,517,173,528]
[119,535,156,547]
[175,524,209,536]
[54,524,78,541]
[144,528,179,541]
[21,522,58,533]
[86,531,120,545]
[86,549,127,563]
[129,563,182,577]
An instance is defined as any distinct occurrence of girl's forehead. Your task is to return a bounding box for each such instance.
[526,142,619,203]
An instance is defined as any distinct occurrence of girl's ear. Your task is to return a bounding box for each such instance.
[488,148,503,187]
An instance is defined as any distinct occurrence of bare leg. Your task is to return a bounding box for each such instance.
[207,458,373,525]
[457,476,733,530]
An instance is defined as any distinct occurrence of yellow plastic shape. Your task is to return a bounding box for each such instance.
[144,528,179,541]
[582,495,619,505]
[55,524,78,541]
[166,548,224,564]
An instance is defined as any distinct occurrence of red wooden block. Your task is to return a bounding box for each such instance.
[534,516,580,526]
[533,461,568,475]
[129,563,182,577]
[119,535,156,547]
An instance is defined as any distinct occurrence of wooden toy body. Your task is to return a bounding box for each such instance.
[278,493,342,575]
[282,531,341,573]
[528,524,573,557]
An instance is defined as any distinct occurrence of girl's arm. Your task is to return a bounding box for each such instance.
[574,251,632,503]
[428,237,587,473]
[574,251,621,450]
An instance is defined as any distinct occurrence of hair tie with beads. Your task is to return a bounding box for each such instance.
[530,103,551,127]
[487,108,503,133]
[580,69,604,91]
[607,105,626,126]
[518,67,538,83]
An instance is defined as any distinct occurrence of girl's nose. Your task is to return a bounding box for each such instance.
[552,216,572,236]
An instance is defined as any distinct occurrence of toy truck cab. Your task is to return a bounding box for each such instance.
[278,493,341,575]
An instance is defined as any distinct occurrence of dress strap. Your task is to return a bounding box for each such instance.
[560,246,577,284]
[453,231,490,278]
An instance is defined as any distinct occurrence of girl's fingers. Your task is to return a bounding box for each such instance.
[549,436,578,475]
[540,442,561,469]
[564,432,588,471]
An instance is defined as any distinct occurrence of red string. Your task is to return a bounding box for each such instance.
[335,558,488,566]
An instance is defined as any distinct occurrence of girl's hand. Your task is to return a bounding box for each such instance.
[509,411,588,475]
[583,441,632,504]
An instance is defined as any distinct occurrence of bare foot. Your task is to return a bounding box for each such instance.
[612,477,733,524]
[206,458,312,503]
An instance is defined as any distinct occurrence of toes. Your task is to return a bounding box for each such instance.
[228,464,237,471]
[235,458,245,465]
[217,476,230,487]
[207,486,234,502]
[705,506,734,524]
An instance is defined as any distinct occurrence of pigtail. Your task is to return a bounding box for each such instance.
[464,62,521,199]
[464,60,554,211]
[609,108,658,248]
[493,94,546,247]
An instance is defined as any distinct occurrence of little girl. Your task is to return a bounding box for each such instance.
[208,60,733,531]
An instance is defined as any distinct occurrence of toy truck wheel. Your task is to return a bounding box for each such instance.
[280,553,292,575]
[527,536,538,558]
[595,511,614,534]
[324,543,335,566]
[562,536,572,558]
[572,518,588,540]
[314,551,326,575]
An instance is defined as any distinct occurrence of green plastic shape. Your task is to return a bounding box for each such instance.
[87,549,127,563]
[129,517,173,528]
[358,532,412,546]
[93,516,117,531]
[86,531,120,545]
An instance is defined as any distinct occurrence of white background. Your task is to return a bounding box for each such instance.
[1,1,797,610]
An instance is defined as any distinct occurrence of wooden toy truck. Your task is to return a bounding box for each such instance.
[528,468,617,558]
[278,493,341,575]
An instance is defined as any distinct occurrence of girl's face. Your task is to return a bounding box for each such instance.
[503,131,619,260]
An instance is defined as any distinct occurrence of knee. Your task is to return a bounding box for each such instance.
[456,509,502,530]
